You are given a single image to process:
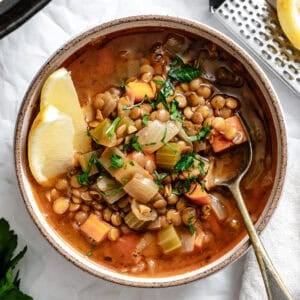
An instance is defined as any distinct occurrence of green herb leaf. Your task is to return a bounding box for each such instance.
[200,179,206,192]
[154,170,168,188]
[168,64,201,83]
[198,159,206,176]
[170,56,184,67]
[189,125,211,142]
[121,178,129,184]
[129,161,135,166]
[142,114,149,125]
[77,154,102,185]
[174,153,195,171]
[0,219,32,300]
[170,100,183,122]
[152,78,174,110]
[87,129,99,144]
[131,135,143,152]
[109,154,124,169]
[188,215,195,236]
[105,117,120,140]
[122,135,154,153]
[160,128,178,154]
[86,246,95,257]
[153,79,165,85]
[122,98,145,111]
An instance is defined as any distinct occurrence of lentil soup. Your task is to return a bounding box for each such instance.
[28,28,275,277]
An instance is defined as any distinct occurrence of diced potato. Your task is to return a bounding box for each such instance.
[126,81,155,102]
[184,183,211,205]
[80,214,111,243]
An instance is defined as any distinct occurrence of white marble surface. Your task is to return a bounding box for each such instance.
[0,0,299,299]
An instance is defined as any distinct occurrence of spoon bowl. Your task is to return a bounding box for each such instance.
[209,114,292,300]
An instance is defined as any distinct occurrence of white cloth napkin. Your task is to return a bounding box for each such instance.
[1,0,300,299]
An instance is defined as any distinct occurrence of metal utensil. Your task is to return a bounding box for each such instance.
[211,114,293,300]
[210,0,300,96]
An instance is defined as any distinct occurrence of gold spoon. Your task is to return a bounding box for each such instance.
[209,114,293,300]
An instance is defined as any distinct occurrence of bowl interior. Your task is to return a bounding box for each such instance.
[14,16,287,287]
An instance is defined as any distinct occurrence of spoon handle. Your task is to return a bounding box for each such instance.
[229,184,293,300]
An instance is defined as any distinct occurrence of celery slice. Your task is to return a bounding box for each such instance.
[158,225,182,254]
[155,143,181,169]
[124,212,146,230]
[89,118,117,147]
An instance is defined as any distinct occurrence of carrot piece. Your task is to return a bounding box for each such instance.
[112,234,140,261]
[184,183,211,205]
[211,115,247,153]
[126,81,155,102]
[80,214,110,243]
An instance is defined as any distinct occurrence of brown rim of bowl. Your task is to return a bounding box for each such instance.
[14,15,287,288]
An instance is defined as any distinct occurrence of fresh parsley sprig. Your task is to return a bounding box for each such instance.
[109,154,124,169]
[77,154,103,186]
[189,125,211,142]
[188,215,195,236]
[0,219,32,300]
[105,117,120,140]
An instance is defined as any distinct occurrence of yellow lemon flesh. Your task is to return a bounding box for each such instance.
[28,105,75,185]
[40,67,91,153]
[277,0,300,49]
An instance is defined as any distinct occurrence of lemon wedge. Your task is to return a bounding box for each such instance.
[277,0,300,49]
[28,105,75,185]
[40,68,91,153]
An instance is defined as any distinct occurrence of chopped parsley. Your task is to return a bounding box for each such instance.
[123,135,156,153]
[123,135,143,152]
[153,79,165,85]
[129,161,135,166]
[176,175,198,194]
[122,98,145,110]
[109,154,124,169]
[188,215,195,236]
[142,114,149,125]
[161,128,178,153]
[189,125,211,142]
[174,153,207,176]
[105,117,120,140]
[77,154,102,185]
[87,129,99,144]
[154,170,168,188]
[86,246,95,257]
[170,100,183,122]
[174,153,196,171]
[121,178,129,184]
[152,78,174,110]
[198,159,206,176]
[200,179,206,192]
[168,57,201,83]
